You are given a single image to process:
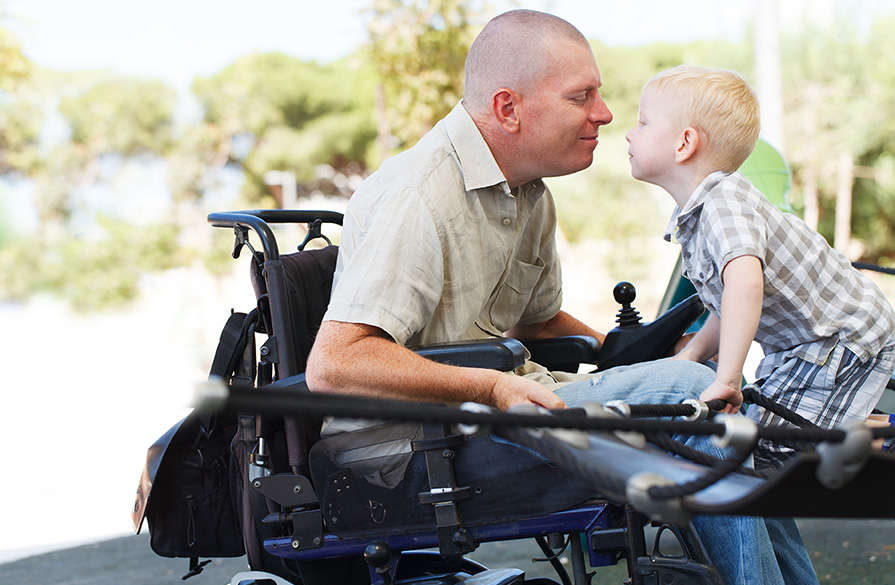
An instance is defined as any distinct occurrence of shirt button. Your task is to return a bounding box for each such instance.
[502,218,512,226]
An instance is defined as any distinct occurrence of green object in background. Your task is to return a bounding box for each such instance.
[737,138,793,213]
[657,138,792,321]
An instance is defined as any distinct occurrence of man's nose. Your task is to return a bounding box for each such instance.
[590,97,613,126]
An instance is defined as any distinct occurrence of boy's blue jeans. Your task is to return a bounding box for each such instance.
[555,359,819,585]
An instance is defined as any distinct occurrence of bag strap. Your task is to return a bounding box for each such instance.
[209,309,258,381]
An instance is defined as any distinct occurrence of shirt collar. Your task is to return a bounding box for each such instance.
[444,102,545,199]
[663,170,730,242]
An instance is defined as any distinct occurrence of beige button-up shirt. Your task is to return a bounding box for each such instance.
[325,103,563,348]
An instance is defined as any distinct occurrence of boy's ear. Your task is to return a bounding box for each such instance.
[675,127,700,163]
[492,89,521,133]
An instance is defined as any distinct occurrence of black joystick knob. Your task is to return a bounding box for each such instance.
[613,281,636,305]
[613,281,642,328]
[364,541,394,584]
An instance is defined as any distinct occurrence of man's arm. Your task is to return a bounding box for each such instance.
[698,255,764,413]
[305,320,567,411]
[505,310,606,345]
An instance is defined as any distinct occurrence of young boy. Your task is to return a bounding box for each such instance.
[625,65,895,470]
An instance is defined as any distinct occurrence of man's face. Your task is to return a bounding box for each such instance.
[625,87,680,187]
[517,40,613,179]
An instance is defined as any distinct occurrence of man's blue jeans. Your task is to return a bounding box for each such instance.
[555,359,819,585]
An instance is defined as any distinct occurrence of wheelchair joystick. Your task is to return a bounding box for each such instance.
[597,281,704,371]
[613,282,642,328]
[364,541,395,585]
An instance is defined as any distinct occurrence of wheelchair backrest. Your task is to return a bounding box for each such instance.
[250,244,339,375]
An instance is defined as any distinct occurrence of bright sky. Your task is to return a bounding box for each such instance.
[9,0,895,93]
[2,0,769,90]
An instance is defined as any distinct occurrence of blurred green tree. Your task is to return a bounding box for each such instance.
[0,22,37,175]
[189,52,378,204]
[781,16,895,264]
[25,77,178,227]
[0,24,29,91]
[0,70,182,310]
[366,0,481,154]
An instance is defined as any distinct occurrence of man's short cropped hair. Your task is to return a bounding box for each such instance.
[646,65,761,172]
[463,9,590,114]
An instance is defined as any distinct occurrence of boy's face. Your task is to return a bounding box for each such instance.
[625,87,681,187]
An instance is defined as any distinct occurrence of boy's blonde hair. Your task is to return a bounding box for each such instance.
[645,65,760,172]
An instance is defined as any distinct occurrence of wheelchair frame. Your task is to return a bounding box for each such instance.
[135,207,895,585]
[195,208,722,585]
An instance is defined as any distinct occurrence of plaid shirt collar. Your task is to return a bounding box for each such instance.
[664,171,730,244]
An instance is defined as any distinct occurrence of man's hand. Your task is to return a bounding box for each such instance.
[699,379,743,414]
[490,372,567,411]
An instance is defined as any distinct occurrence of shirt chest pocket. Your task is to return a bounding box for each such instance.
[683,246,720,290]
[488,258,545,332]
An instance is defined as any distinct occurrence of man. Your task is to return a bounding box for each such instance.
[306,10,797,585]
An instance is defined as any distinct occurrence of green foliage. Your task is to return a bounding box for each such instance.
[30,145,87,224]
[0,25,30,91]
[366,0,481,148]
[0,219,185,311]
[191,52,378,202]
[780,15,895,261]
[58,77,176,157]
[0,98,43,174]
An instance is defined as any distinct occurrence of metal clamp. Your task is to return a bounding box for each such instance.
[682,399,710,422]
[603,400,631,418]
[711,414,758,450]
[580,401,646,449]
[626,471,692,525]
[816,420,873,490]
[457,402,492,436]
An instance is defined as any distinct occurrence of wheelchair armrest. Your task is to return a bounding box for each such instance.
[521,335,600,373]
[265,373,311,392]
[597,294,705,371]
[412,338,526,371]
[265,339,525,395]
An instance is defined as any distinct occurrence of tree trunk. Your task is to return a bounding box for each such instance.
[375,83,391,165]
[802,167,819,231]
[834,152,854,253]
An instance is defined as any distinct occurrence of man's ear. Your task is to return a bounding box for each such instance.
[492,89,521,133]
[675,127,700,163]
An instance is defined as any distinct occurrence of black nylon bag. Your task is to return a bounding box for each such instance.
[139,311,256,559]
[146,413,244,558]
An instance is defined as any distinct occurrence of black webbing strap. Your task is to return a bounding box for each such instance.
[208,310,258,382]
[413,422,474,558]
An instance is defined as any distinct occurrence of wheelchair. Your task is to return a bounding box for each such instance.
[133,208,895,585]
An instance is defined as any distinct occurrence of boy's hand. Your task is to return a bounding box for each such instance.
[699,380,743,414]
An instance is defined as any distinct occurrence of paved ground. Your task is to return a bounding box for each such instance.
[2,518,893,585]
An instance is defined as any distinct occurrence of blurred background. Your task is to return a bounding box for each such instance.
[3,0,895,566]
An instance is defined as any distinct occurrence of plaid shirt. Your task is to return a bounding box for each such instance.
[665,171,895,379]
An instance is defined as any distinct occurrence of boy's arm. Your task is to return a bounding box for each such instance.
[700,255,764,413]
